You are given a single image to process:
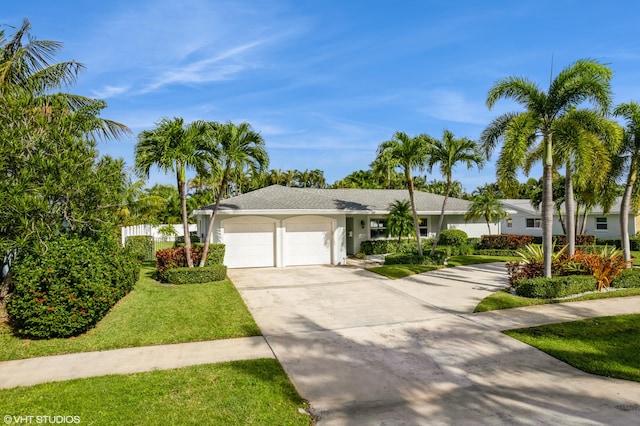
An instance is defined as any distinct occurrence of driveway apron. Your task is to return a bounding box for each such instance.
[229,264,640,425]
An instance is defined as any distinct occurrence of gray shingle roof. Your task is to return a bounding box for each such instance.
[194,185,472,215]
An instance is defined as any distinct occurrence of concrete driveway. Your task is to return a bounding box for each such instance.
[229,264,640,425]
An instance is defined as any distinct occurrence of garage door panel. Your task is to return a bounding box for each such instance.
[284,220,332,266]
[224,222,275,268]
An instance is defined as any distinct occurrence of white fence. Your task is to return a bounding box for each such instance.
[120,224,197,246]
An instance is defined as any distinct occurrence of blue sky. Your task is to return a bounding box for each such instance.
[5,1,640,192]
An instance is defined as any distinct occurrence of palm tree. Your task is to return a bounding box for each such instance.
[613,101,640,263]
[464,193,509,234]
[377,132,431,256]
[428,130,484,255]
[0,19,129,141]
[135,118,210,267]
[199,122,269,266]
[481,59,613,277]
[386,200,415,249]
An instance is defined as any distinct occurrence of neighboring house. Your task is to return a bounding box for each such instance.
[191,185,500,268]
[499,197,639,240]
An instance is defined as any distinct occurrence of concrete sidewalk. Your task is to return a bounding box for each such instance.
[0,336,273,389]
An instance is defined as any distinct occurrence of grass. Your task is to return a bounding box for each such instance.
[505,314,640,382]
[0,359,312,425]
[367,264,440,279]
[632,251,640,266]
[0,264,261,361]
[474,287,640,312]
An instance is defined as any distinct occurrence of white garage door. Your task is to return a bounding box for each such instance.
[284,219,332,266]
[223,221,275,268]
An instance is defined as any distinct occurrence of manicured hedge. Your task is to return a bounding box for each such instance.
[6,235,140,339]
[156,244,226,282]
[514,275,597,299]
[438,229,468,246]
[612,268,640,288]
[359,238,433,255]
[164,265,228,284]
[480,234,533,250]
[555,234,595,246]
[125,235,154,261]
[173,232,200,247]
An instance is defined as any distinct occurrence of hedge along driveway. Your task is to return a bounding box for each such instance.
[0,265,261,361]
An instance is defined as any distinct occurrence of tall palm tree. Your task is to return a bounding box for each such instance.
[135,117,210,267]
[428,130,484,255]
[386,200,415,249]
[464,193,509,235]
[199,122,269,266]
[481,59,613,277]
[613,101,640,263]
[0,19,129,141]
[377,131,431,256]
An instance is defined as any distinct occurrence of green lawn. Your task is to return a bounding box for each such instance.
[0,359,311,425]
[0,265,261,361]
[474,287,640,312]
[367,264,441,279]
[505,314,640,382]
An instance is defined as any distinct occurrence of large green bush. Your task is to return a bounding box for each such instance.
[438,229,468,246]
[6,235,140,339]
[612,268,640,288]
[125,235,154,261]
[164,265,228,284]
[514,276,596,299]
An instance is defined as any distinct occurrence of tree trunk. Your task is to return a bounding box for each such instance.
[542,134,554,278]
[565,161,575,256]
[406,169,423,256]
[430,181,450,256]
[557,207,566,235]
[485,219,492,235]
[621,165,636,264]
[199,166,230,267]
[177,163,193,268]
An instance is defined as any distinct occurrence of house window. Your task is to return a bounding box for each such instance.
[526,218,541,228]
[506,218,513,229]
[419,218,428,237]
[596,217,608,230]
[370,219,387,239]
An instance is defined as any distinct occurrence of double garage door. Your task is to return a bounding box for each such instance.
[223,216,333,268]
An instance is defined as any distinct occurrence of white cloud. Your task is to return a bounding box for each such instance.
[91,85,130,99]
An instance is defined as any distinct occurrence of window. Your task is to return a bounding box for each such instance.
[506,218,513,229]
[596,217,608,230]
[419,218,428,237]
[370,219,387,239]
[526,218,541,228]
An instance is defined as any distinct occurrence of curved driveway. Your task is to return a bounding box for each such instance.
[229,263,640,425]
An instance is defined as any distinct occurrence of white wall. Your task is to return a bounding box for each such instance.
[501,213,637,240]
[121,224,197,246]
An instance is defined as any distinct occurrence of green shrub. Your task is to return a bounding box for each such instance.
[384,253,435,265]
[480,234,533,250]
[612,268,640,288]
[595,238,622,249]
[514,276,597,299]
[359,240,397,255]
[156,244,226,281]
[554,234,595,246]
[630,237,640,251]
[438,229,468,246]
[173,232,200,247]
[6,235,139,339]
[467,238,482,249]
[125,235,153,261]
[164,265,228,284]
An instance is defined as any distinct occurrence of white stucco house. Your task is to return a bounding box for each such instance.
[192,185,501,268]
[499,197,639,239]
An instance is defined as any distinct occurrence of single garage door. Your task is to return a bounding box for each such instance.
[284,218,332,266]
[223,221,275,268]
